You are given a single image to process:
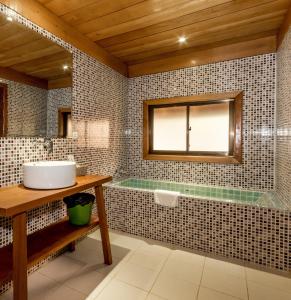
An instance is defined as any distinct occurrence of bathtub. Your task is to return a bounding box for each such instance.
[103,178,290,272]
[109,178,283,209]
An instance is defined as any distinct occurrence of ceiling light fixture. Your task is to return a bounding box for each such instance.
[178,36,187,44]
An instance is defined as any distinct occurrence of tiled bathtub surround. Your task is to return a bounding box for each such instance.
[104,186,291,272]
[276,27,291,210]
[127,54,276,191]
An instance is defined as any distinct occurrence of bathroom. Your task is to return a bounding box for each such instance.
[0,1,290,300]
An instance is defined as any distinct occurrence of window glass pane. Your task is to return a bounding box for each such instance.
[153,106,187,151]
[189,102,230,152]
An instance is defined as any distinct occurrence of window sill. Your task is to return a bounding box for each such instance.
[143,153,242,164]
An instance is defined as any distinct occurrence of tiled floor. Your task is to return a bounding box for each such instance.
[1,230,291,300]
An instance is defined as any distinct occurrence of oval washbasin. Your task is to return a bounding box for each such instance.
[23,161,76,189]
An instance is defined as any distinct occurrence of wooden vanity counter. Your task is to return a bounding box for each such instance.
[0,175,112,300]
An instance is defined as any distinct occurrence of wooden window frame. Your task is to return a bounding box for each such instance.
[143,91,243,164]
[0,83,8,137]
[58,107,71,138]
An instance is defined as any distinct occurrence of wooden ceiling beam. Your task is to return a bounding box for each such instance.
[0,66,48,89]
[0,0,128,76]
[277,3,291,48]
[128,36,277,77]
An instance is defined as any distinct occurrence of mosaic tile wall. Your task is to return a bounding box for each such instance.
[0,78,47,136]
[127,54,276,191]
[104,186,291,272]
[47,87,72,137]
[276,27,291,210]
[0,4,127,293]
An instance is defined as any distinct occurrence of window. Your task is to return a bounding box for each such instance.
[143,91,242,163]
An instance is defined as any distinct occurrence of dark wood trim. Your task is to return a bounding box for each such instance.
[58,107,71,138]
[0,83,8,137]
[143,91,243,164]
[277,4,291,49]
[0,67,48,89]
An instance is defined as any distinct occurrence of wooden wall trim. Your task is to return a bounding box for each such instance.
[0,0,127,76]
[0,66,48,89]
[277,4,291,49]
[128,36,277,77]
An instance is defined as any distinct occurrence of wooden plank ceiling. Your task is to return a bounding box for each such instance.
[36,0,291,76]
[0,14,72,89]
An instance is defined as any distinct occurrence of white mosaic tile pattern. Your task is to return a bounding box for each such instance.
[276,27,291,210]
[127,54,276,191]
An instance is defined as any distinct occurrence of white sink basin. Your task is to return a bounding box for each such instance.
[23,161,76,189]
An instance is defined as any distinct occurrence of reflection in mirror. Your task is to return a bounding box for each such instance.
[0,12,72,138]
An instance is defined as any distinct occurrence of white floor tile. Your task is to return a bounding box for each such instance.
[204,258,245,278]
[95,279,147,300]
[161,256,204,285]
[146,293,166,300]
[127,249,167,271]
[38,256,85,282]
[151,272,199,300]
[115,262,159,291]
[198,287,242,300]
[247,281,291,300]
[201,266,248,299]
[246,267,291,293]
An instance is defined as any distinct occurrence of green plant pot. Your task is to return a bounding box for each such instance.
[67,202,92,226]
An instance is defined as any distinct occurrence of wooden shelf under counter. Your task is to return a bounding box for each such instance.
[0,175,112,300]
[0,216,99,285]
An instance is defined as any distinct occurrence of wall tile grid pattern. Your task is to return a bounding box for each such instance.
[276,27,291,210]
[127,55,276,191]
[0,78,47,136]
[0,4,127,293]
[104,187,291,272]
[47,87,72,137]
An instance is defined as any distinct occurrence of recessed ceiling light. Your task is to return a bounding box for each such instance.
[178,36,187,44]
[191,60,196,64]
[6,16,13,22]
[63,65,69,70]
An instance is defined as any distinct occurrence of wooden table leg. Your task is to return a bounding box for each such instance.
[94,185,112,265]
[68,241,76,252]
[12,212,28,300]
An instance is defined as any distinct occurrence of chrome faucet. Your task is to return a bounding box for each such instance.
[35,137,53,154]
[43,137,53,154]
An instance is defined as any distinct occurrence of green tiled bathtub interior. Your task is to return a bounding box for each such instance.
[112,178,285,209]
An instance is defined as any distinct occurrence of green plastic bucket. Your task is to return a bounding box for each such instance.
[67,202,93,226]
[64,193,95,226]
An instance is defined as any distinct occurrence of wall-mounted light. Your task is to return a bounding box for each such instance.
[178,36,187,44]
[6,16,13,22]
[63,65,69,70]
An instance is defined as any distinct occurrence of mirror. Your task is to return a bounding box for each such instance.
[0,13,72,138]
